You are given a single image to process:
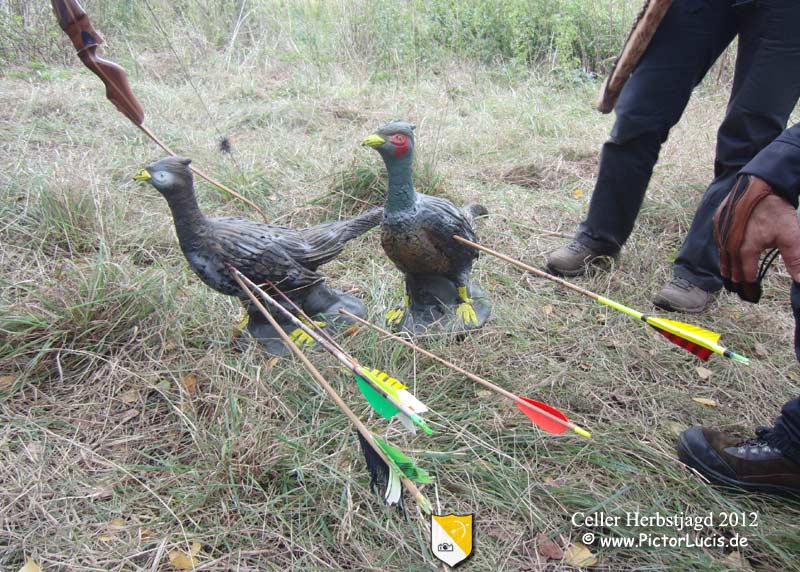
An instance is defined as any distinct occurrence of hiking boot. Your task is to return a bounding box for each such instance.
[546,240,611,277]
[652,278,710,313]
[677,426,800,496]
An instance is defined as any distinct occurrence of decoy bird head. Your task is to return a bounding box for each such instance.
[362,120,416,162]
[133,156,194,198]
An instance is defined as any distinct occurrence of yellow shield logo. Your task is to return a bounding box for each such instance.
[431,514,473,567]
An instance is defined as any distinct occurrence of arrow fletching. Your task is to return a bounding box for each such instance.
[355,374,433,435]
[516,397,592,438]
[516,397,568,434]
[373,435,433,484]
[357,432,432,507]
[362,368,428,413]
[646,316,749,364]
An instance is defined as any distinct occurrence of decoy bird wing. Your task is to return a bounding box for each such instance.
[418,194,479,245]
[210,220,322,288]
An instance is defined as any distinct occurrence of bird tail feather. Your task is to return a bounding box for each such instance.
[462,203,488,225]
[297,207,383,268]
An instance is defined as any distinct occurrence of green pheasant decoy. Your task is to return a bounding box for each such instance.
[363,120,491,334]
[134,156,381,355]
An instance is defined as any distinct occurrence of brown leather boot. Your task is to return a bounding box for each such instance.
[546,240,613,277]
[652,278,711,313]
[677,426,800,496]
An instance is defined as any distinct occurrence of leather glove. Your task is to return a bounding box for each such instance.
[713,174,800,302]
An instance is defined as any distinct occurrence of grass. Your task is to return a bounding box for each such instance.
[2,3,800,571]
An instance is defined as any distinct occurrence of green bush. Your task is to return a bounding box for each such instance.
[1,0,633,73]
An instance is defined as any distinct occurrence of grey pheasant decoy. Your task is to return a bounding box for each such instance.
[363,120,490,333]
[134,156,381,354]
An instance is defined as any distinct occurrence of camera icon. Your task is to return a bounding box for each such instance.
[437,542,454,552]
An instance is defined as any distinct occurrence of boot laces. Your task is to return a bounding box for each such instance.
[736,427,778,455]
[566,240,590,255]
[669,278,695,292]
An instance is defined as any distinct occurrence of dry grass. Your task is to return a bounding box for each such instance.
[2,28,800,572]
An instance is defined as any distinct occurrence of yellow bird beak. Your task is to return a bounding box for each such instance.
[133,169,151,181]
[362,134,386,148]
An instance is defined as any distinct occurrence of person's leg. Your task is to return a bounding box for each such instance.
[575,0,737,254]
[770,397,800,465]
[672,0,800,293]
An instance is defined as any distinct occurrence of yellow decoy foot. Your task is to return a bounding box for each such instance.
[385,307,406,326]
[455,302,479,326]
[456,285,479,326]
[233,313,250,339]
[289,327,316,348]
[386,294,410,326]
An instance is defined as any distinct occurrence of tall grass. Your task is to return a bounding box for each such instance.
[1,0,633,73]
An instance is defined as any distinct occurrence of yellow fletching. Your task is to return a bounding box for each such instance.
[654,318,721,344]
[367,368,406,390]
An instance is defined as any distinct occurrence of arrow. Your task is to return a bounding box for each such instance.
[229,266,433,512]
[453,236,749,365]
[229,269,433,435]
[340,309,591,438]
[51,0,268,221]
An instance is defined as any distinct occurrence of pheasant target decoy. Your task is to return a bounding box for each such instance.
[133,156,381,355]
[363,120,491,334]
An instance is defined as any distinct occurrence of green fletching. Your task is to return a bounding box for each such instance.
[373,435,433,484]
[355,375,399,420]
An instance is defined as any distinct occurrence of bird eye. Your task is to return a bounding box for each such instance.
[390,134,407,144]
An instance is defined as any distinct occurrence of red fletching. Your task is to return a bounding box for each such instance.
[516,397,569,435]
[653,327,713,361]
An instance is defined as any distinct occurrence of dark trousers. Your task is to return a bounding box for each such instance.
[773,395,800,465]
[576,0,800,291]
[774,284,800,464]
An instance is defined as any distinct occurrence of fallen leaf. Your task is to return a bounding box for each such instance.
[109,517,125,530]
[695,366,713,380]
[536,532,564,560]
[573,188,585,199]
[692,397,718,407]
[578,362,593,371]
[476,390,492,398]
[116,409,140,423]
[754,343,768,358]
[564,541,597,567]
[179,374,198,396]
[342,325,360,337]
[0,375,16,391]
[119,389,138,404]
[542,304,554,315]
[168,542,202,570]
[266,356,280,370]
[19,557,41,572]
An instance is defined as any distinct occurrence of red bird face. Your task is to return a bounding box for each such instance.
[388,133,410,158]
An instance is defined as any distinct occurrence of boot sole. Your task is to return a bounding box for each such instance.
[652,296,708,314]
[545,256,618,278]
[677,434,800,498]
[545,263,591,278]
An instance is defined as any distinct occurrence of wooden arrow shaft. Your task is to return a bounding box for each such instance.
[229,268,429,510]
[452,235,601,302]
[339,309,581,434]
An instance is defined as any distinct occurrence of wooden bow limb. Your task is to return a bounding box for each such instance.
[51,0,268,222]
